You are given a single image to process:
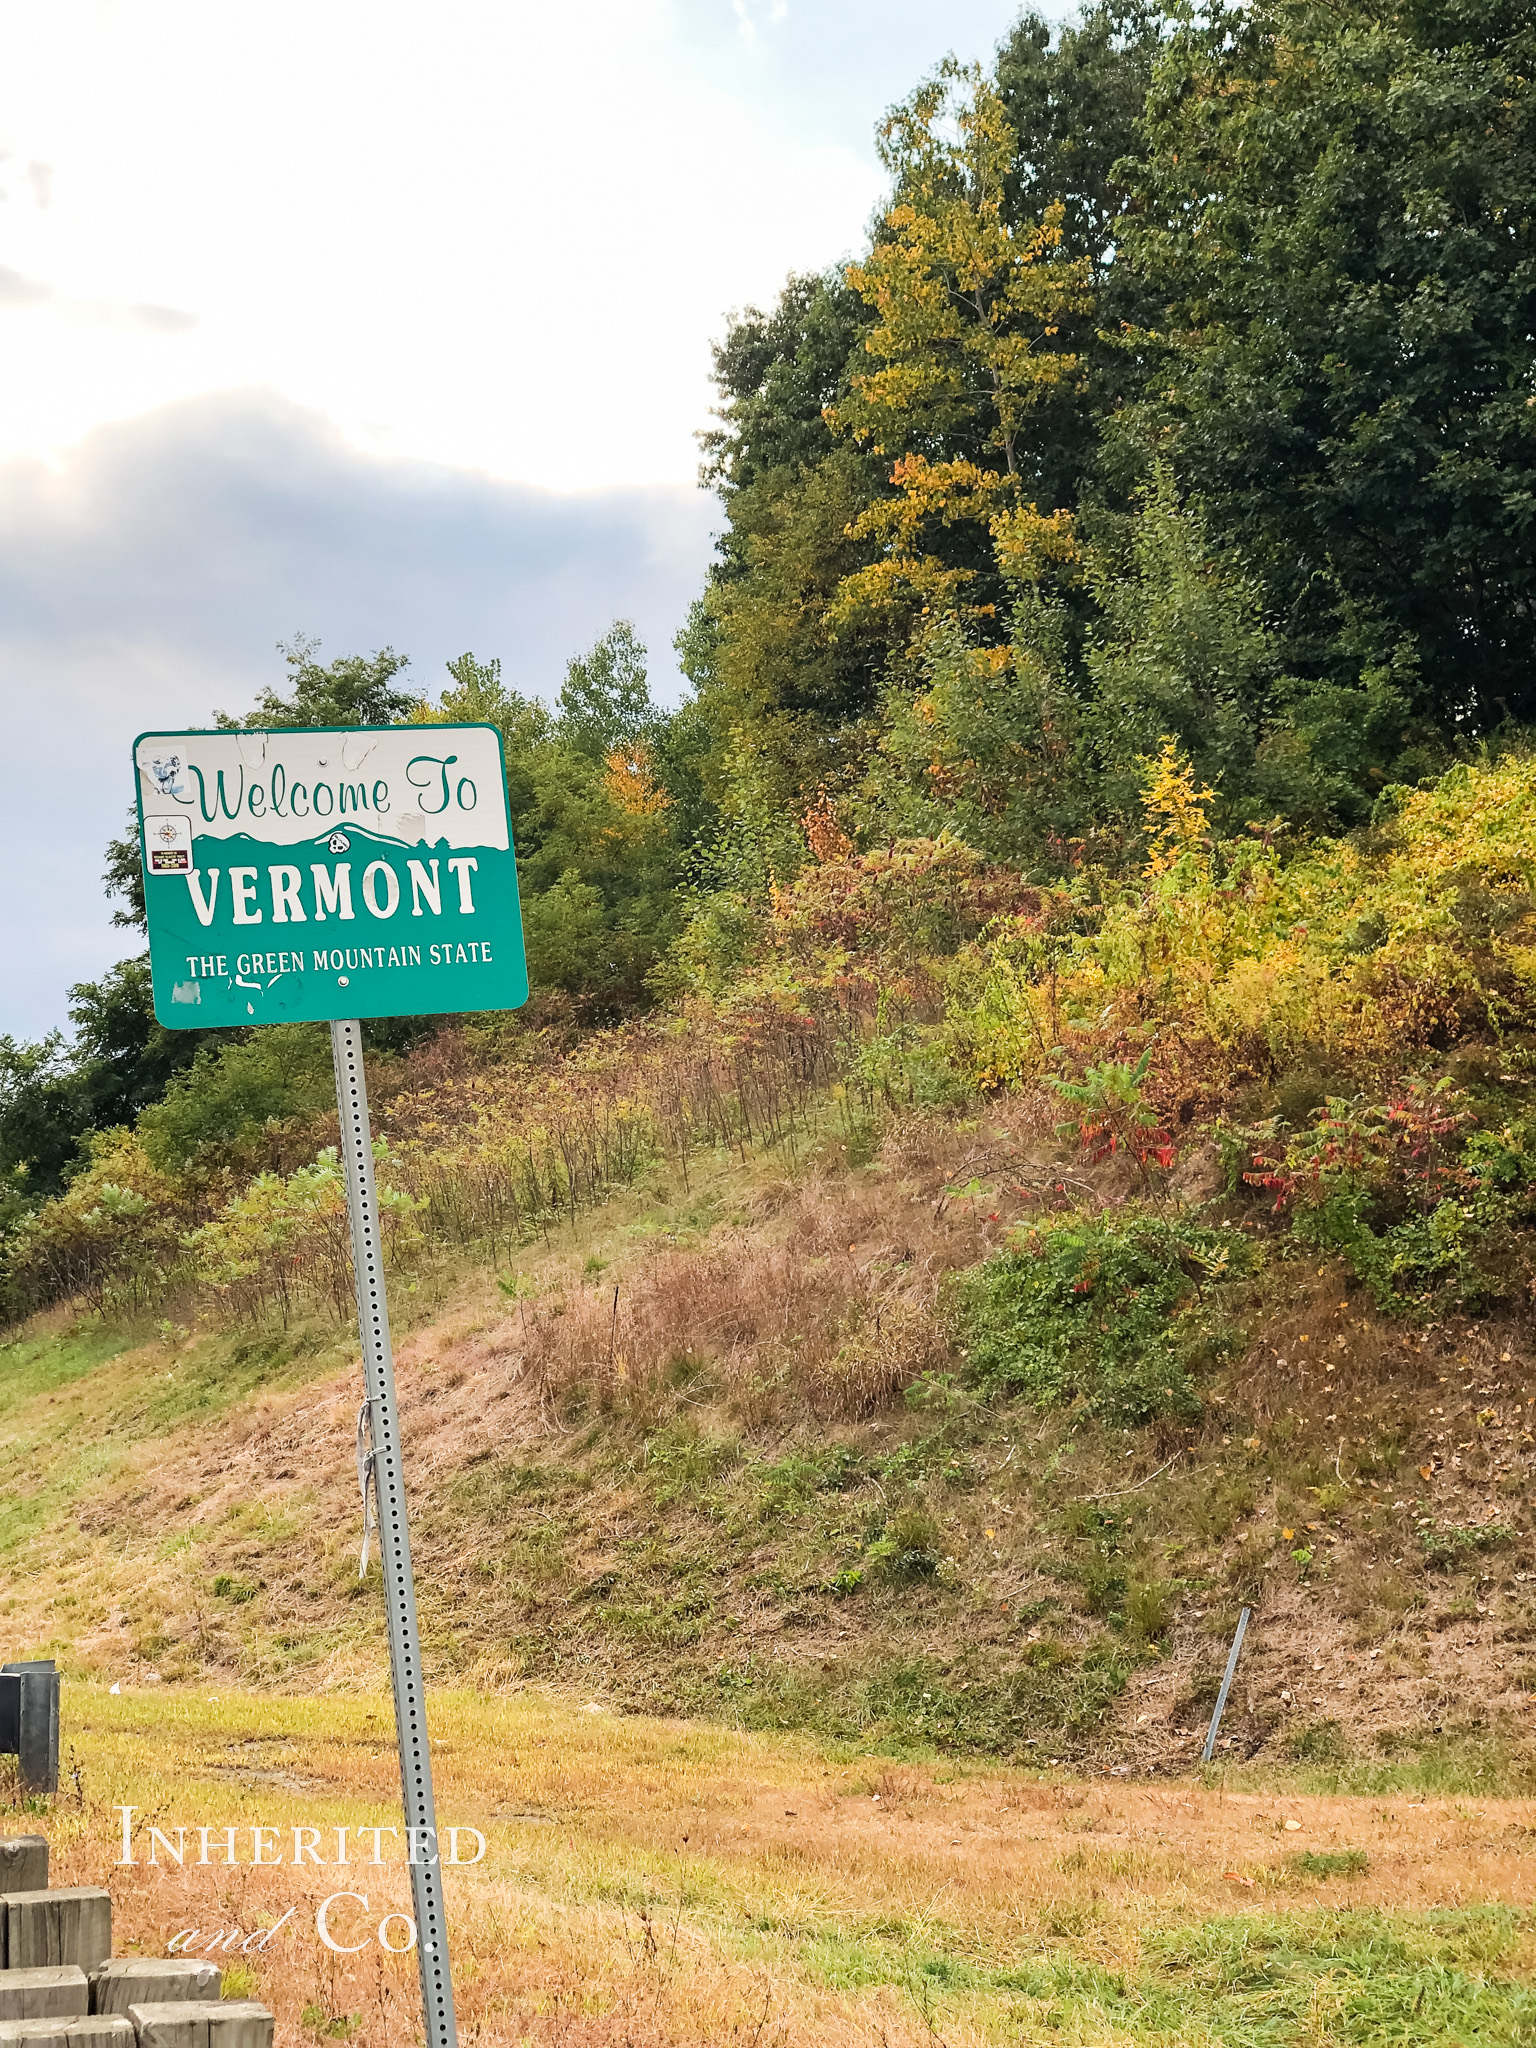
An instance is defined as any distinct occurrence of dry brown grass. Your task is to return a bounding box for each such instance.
[498,1174,969,1424]
[0,1125,1021,1686]
[22,1686,1536,2048]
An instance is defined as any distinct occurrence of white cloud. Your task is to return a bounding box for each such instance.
[0,275,199,329]
[0,263,46,305]
[0,391,716,1035]
[732,0,790,45]
[0,0,882,488]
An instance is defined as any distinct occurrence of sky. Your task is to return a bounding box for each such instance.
[0,0,1038,1037]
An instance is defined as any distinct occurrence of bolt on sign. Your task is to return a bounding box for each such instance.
[134,723,527,1025]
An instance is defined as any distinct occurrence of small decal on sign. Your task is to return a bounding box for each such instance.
[145,815,194,872]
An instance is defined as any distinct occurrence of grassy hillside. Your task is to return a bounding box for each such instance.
[8,753,1536,1791]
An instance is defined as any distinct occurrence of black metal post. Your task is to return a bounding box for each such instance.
[0,1661,60,1794]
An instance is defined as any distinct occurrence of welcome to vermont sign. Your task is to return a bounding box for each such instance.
[134,724,528,1027]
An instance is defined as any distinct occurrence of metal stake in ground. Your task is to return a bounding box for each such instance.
[1200,1605,1252,1764]
[332,1019,457,2048]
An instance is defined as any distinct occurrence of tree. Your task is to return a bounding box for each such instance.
[102,813,147,935]
[998,1,1166,271]
[1083,468,1419,829]
[137,1023,334,1170]
[527,626,685,1009]
[69,956,216,1132]
[420,650,556,833]
[870,461,1405,854]
[1123,0,1536,733]
[688,272,892,815]
[995,1,1168,512]
[868,597,1088,865]
[700,271,873,512]
[828,58,1091,633]
[410,631,690,1013]
[1081,463,1283,824]
[687,12,1175,844]
[0,1036,91,1202]
[557,620,654,759]
[216,636,417,730]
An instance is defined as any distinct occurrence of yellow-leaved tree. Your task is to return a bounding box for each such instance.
[828,58,1090,630]
[1140,737,1215,879]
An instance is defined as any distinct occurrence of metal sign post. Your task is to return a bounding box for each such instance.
[332,1019,455,2047]
[132,722,532,2048]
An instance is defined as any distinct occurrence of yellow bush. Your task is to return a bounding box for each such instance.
[957,753,1536,1095]
[8,1131,182,1316]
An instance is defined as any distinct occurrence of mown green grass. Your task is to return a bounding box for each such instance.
[0,1314,346,1568]
[789,1907,1535,2044]
[1,1322,132,1402]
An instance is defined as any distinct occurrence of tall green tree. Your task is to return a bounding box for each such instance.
[557,620,653,759]
[998,1,1166,269]
[828,57,1091,631]
[1078,464,1407,828]
[0,1036,91,1203]
[415,631,691,1014]
[688,272,889,813]
[995,1,1168,512]
[1123,0,1536,731]
[689,13,1168,834]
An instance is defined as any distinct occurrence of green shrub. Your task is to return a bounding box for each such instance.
[211,1574,258,1604]
[1421,1522,1516,1567]
[643,1423,739,1508]
[1125,1576,1175,1644]
[1289,1719,1347,1764]
[3,1130,183,1318]
[959,1212,1248,1423]
[186,1144,418,1321]
[1073,1550,1128,1620]
[851,1013,969,1109]
[1294,1847,1369,1878]
[755,1443,861,1519]
[868,1504,945,1581]
[138,1024,333,1169]
[1230,1084,1536,1316]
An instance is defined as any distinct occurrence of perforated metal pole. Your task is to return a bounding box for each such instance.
[331,1020,457,2048]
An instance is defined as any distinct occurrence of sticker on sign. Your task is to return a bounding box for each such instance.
[134,724,529,1027]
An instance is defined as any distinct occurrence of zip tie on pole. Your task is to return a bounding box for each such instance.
[1201,1605,1252,1763]
[356,1400,377,1577]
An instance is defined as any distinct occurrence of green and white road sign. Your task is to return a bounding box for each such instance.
[134,723,527,1027]
[134,722,524,2046]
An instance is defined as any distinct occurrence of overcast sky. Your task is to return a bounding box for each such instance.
[1,0,1036,1036]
